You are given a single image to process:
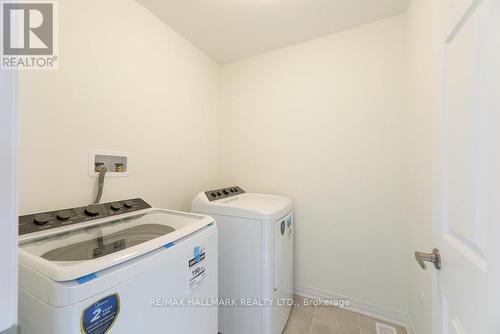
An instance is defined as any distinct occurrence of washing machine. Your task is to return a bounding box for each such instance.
[191,187,294,334]
[18,198,218,334]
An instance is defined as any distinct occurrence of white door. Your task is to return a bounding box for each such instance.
[432,0,500,333]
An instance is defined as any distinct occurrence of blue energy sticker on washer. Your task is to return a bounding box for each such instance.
[81,293,120,334]
[188,246,206,294]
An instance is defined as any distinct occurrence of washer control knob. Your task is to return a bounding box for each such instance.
[123,200,134,209]
[56,210,71,221]
[211,192,217,198]
[223,190,229,195]
[84,205,101,217]
[33,214,50,225]
[110,202,122,211]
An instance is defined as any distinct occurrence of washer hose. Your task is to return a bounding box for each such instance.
[94,166,107,204]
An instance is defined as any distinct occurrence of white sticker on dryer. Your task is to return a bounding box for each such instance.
[287,217,293,240]
[187,246,206,294]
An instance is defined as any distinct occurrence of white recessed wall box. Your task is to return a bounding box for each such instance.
[89,150,129,178]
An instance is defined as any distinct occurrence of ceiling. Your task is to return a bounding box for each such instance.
[136,0,409,64]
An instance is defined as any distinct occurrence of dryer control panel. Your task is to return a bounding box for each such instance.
[18,198,151,235]
[205,186,245,201]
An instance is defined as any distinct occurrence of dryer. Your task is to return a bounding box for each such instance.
[18,198,218,334]
[192,187,294,334]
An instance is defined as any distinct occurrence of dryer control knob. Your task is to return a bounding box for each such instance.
[33,214,50,225]
[84,205,101,217]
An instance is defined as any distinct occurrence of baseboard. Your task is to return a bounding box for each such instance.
[294,284,413,333]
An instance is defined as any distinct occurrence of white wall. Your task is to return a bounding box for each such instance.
[406,1,442,333]
[19,0,222,215]
[0,70,18,331]
[221,16,409,314]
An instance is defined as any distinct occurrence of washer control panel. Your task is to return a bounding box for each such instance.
[19,198,151,235]
[205,186,245,201]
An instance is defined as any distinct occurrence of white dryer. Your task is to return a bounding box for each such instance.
[18,198,218,334]
[191,187,294,334]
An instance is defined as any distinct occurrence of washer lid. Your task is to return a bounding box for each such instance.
[193,192,292,220]
[18,209,214,282]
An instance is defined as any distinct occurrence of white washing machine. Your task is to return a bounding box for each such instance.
[191,187,294,334]
[18,198,218,334]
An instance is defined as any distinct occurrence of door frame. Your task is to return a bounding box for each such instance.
[0,69,19,333]
[432,2,446,331]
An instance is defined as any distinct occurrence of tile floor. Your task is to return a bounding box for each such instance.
[284,296,408,334]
